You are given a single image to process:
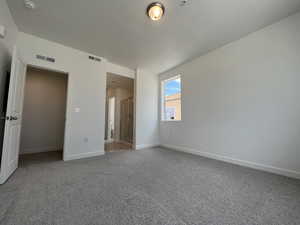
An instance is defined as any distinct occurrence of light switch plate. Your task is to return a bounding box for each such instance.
[0,25,6,39]
[75,107,80,113]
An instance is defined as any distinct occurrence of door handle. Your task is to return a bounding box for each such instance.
[10,116,18,121]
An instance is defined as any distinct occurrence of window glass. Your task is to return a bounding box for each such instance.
[162,76,181,121]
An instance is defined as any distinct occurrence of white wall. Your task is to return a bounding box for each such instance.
[0,0,18,65]
[160,12,300,179]
[17,32,107,161]
[135,69,159,149]
[106,62,135,79]
[1,0,155,159]
[20,67,67,154]
[0,0,19,155]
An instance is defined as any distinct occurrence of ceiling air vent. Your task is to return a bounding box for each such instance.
[89,55,101,62]
[36,54,55,63]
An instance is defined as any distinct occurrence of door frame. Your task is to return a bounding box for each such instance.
[105,73,136,150]
[23,64,70,161]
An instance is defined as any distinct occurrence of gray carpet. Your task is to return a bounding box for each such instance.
[0,148,299,225]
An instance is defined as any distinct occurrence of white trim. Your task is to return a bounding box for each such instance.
[135,143,160,150]
[161,144,300,180]
[163,75,181,83]
[106,62,135,79]
[64,151,105,161]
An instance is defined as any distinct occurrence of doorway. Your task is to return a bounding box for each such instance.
[105,73,134,152]
[0,71,11,169]
[19,66,68,165]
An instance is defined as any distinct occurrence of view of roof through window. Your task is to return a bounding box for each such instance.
[163,76,181,121]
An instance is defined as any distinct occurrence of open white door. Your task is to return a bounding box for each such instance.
[0,47,26,184]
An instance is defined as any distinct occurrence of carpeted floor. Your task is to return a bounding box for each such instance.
[0,147,299,225]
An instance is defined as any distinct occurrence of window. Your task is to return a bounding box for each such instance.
[161,75,181,121]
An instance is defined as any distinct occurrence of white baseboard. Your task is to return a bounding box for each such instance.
[64,151,105,161]
[135,143,160,150]
[20,146,62,155]
[161,144,300,180]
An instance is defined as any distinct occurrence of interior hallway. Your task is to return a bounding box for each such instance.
[1,147,299,225]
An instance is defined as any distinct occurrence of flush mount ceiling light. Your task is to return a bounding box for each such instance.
[24,0,36,9]
[147,2,165,21]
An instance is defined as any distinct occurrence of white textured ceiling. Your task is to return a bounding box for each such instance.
[7,0,300,74]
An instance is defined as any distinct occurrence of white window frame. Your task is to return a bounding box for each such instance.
[161,75,182,122]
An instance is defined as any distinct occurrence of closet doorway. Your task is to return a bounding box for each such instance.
[19,66,68,166]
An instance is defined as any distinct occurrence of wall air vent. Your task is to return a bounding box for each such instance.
[36,54,55,63]
[88,55,101,62]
